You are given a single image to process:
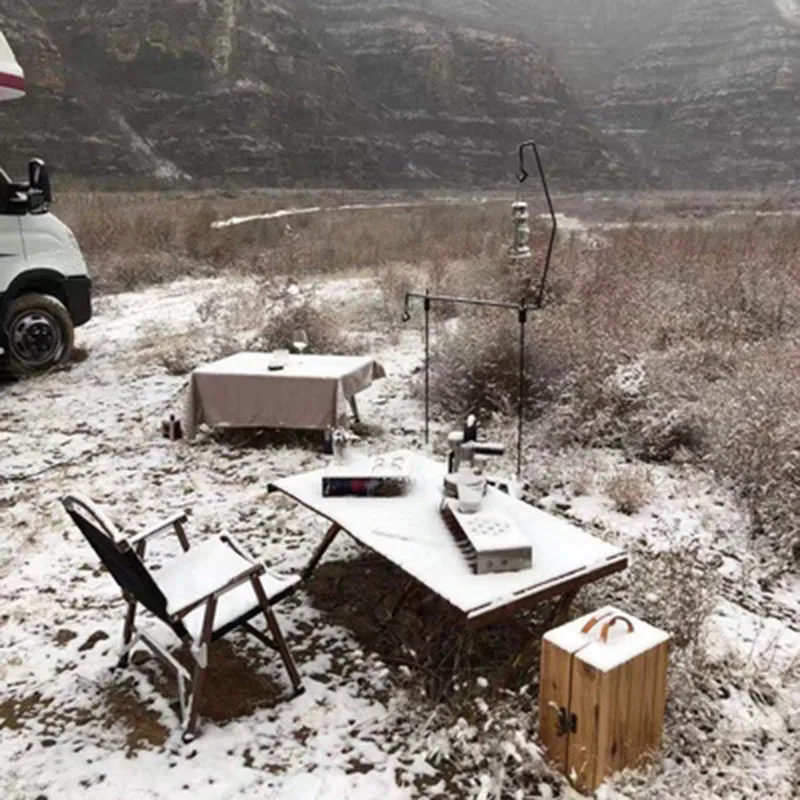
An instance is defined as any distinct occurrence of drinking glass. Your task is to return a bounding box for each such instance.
[269,348,289,370]
[292,329,309,354]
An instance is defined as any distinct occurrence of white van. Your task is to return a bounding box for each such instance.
[0,31,91,375]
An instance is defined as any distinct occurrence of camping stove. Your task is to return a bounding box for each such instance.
[441,498,532,574]
[442,415,506,498]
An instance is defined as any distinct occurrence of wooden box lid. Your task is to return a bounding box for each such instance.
[544,605,670,672]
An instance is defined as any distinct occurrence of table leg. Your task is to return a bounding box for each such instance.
[378,576,416,630]
[545,588,580,630]
[301,522,342,582]
[348,395,361,424]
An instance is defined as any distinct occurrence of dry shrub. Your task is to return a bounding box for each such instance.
[605,464,654,514]
[63,190,518,296]
[569,451,599,496]
[133,278,362,376]
[90,251,211,294]
[704,343,800,559]
[428,311,529,418]
[584,525,718,654]
[430,217,799,561]
[145,335,198,376]
[252,299,364,356]
[134,325,212,375]
[377,261,427,321]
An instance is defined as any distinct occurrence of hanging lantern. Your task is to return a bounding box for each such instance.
[509,200,532,262]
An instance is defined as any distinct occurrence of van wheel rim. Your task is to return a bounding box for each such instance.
[9,309,63,366]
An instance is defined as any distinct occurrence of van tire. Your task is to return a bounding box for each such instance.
[5,293,74,376]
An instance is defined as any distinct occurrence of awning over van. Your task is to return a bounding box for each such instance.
[0,31,25,101]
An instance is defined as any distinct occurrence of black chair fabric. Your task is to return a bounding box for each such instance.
[65,507,189,640]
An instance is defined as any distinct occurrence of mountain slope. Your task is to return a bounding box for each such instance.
[0,0,629,188]
[596,0,800,187]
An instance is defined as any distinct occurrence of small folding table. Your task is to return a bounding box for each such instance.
[268,450,628,627]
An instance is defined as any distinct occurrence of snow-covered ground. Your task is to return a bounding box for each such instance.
[1,276,797,799]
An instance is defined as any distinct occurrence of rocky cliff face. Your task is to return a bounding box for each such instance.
[594,0,800,188]
[0,0,628,189]
[397,0,675,93]
[433,0,800,188]
[1,0,797,190]
[0,1,386,185]
[414,0,800,188]
[307,2,629,186]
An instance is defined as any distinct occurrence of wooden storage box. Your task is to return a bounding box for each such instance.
[539,606,670,794]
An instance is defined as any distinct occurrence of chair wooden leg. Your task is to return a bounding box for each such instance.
[184,597,217,740]
[118,596,137,668]
[251,576,303,694]
[183,659,207,742]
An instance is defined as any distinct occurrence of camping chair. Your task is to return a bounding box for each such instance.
[61,493,304,740]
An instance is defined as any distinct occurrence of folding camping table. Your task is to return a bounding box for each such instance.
[184,352,386,440]
[268,450,628,627]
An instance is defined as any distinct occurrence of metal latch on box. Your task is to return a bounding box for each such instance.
[556,706,577,737]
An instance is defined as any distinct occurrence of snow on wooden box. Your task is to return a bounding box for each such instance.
[539,605,670,795]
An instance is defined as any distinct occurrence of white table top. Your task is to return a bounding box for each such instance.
[270,450,628,623]
[194,352,380,380]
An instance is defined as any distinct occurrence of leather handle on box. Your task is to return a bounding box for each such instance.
[580,611,613,634]
[600,615,635,643]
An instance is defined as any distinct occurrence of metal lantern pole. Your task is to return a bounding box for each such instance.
[399,139,556,479]
[517,301,527,476]
[402,291,528,476]
[517,140,557,308]
[423,289,430,445]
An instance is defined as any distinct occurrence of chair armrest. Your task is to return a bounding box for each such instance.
[220,532,251,560]
[127,513,190,549]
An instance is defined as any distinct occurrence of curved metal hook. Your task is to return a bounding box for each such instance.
[516,141,557,308]
[401,292,411,322]
[516,141,532,183]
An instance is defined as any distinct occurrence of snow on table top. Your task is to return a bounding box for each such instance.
[194,352,382,380]
[270,450,627,621]
[544,604,670,673]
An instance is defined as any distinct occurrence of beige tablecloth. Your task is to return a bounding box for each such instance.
[184,352,385,439]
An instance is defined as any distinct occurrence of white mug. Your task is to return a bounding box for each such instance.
[457,472,485,514]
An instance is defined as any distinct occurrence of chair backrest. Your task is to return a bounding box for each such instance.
[61,494,177,630]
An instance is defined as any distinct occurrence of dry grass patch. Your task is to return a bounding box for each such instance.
[605,464,654,515]
[62,190,518,295]
[133,276,366,380]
